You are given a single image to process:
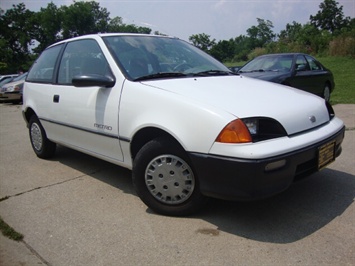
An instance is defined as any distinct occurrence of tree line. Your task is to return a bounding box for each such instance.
[190,0,354,62]
[0,0,354,74]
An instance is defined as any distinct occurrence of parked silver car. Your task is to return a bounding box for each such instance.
[0,74,19,88]
[0,73,27,104]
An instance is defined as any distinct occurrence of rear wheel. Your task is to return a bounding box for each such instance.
[29,116,56,159]
[133,137,206,216]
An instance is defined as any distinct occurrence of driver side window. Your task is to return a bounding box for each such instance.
[58,39,110,85]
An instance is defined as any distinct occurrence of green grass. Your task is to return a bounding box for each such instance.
[225,57,355,105]
[0,216,24,241]
[317,57,355,105]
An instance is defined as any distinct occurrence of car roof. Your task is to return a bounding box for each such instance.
[0,74,18,77]
[46,33,178,49]
[256,53,307,57]
[0,74,18,81]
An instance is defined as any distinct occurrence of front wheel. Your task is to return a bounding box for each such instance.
[133,137,207,216]
[29,116,56,159]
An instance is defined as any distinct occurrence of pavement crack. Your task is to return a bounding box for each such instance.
[23,239,52,266]
[0,174,88,202]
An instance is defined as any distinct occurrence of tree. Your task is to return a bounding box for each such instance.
[246,18,275,49]
[310,0,350,34]
[233,35,251,61]
[278,21,303,43]
[210,39,236,62]
[108,17,151,34]
[0,3,35,73]
[32,2,62,53]
[60,1,110,39]
[189,33,216,52]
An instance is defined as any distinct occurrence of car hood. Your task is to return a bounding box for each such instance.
[238,71,289,81]
[2,80,24,89]
[142,75,330,135]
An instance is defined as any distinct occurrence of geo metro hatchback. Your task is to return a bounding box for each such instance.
[22,34,345,216]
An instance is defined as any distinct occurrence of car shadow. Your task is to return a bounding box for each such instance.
[53,146,135,194]
[193,168,355,243]
[53,145,354,244]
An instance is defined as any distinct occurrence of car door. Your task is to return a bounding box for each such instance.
[304,55,329,96]
[289,54,327,97]
[50,38,124,162]
[288,54,314,93]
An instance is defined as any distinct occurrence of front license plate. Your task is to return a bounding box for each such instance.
[318,141,336,170]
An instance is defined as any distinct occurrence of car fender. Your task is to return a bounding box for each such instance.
[119,80,235,154]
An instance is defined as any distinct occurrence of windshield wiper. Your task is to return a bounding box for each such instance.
[239,69,264,73]
[134,72,188,81]
[192,70,236,77]
[240,69,280,73]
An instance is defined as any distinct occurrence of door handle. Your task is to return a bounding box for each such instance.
[53,95,60,103]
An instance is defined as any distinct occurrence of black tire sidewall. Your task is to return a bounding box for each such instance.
[29,116,56,159]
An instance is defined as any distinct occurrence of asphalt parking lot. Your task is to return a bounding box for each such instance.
[0,103,354,265]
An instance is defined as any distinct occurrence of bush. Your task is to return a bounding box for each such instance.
[329,35,355,57]
[247,47,267,60]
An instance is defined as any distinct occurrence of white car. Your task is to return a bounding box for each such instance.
[22,34,345,216]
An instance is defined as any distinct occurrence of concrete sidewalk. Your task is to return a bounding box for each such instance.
[0,103,354,266]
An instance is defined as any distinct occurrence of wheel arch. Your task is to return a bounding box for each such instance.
[130,127,183,161]
[325,80,332,91]
[23,107,37,126]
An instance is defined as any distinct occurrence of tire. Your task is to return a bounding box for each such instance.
[133,137,207,216]
[29,116,56,159]
[323,84,331,102]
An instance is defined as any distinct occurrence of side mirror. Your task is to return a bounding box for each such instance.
[296,64,307,72]
[72,74,116,88]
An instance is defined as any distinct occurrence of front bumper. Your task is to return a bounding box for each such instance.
[189,126,345,201]
[0,92,22,102]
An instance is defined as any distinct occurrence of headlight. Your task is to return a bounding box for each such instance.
[242,118,258,135]
[242,117,287,142]
[6,86,14,92]
[216,118,287,144]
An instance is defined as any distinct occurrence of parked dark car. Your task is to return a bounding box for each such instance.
[236,53,335,101]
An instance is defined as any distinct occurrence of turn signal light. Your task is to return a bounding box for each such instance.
[216,119,252,143]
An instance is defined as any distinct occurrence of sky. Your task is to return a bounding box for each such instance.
[1,0,354,42]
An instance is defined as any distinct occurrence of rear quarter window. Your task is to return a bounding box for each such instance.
[27,44,63,83]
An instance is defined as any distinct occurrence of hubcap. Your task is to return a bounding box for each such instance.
[145,155,195,205]
[30,123,43,151]
[324,86,330,102]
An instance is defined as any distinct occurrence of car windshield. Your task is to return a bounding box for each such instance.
[0,77,13,87]
[13,72,27,81]
[103,35,232,80]
[240,55,293,73]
